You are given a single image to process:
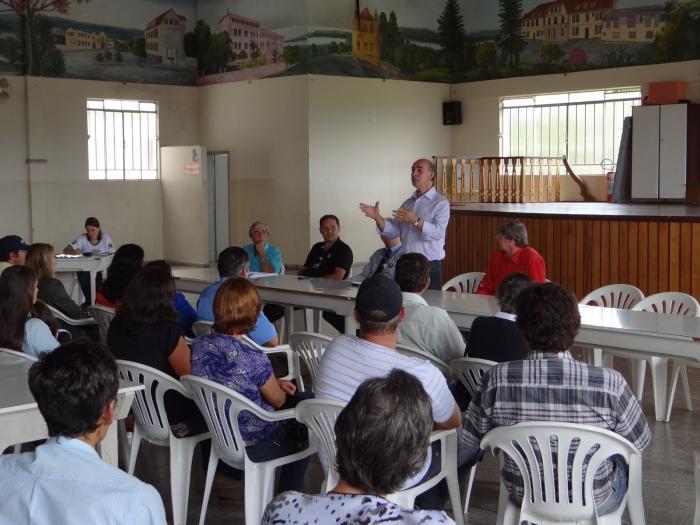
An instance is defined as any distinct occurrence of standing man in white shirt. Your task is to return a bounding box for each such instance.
[0,339,166,525]
[360,158,450,289]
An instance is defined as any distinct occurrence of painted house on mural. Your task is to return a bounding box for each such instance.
[63,28,113,50]
[352,3,379,66]
[601,5,666,43]
[219,11,284,63]
[145,8,187,66]
[521,0,615,41]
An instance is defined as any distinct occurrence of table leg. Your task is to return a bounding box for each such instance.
[649,356,668,422]
[284,306,294,341]
[89,269,97,305]
[345,314,358,335]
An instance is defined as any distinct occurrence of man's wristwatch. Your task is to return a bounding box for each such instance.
[413,217,421,227]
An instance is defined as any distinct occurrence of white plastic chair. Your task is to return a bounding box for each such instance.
[181,374,316,525]
[579,284,644,367]
[0,347,38,362]
[192,320,215,337]
[44,303,98,328]
[449,357,497,517]
[294,399,465,525]
[240,335,303,388]
[396,343,450,377]
[481,421,645,525]
[88,304,115,343]
[694,451,700,525]
[442,272,485,294]
[116,360,210,525]
[629,292,700,422]
[288,331,333,391]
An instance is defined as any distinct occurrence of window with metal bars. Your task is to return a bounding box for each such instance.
[87,99,158,180]
[499,88,641,175]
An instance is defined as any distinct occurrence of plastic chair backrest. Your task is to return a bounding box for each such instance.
[88,305,115,342]
[449,357,497,397]
[0,347,37,362]
[180,375,254,469]
[116,360,190,443]
[396,343,450,376]
[192,320,215,337]
[442,272,485,294]
[294,398,346,490]
[580,284,644,310]
[632,292,700,317]
[481,421,641,524]
[289,332,333,389]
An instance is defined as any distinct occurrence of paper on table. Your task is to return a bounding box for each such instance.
[249,272,279,279]
[55,254,82,258]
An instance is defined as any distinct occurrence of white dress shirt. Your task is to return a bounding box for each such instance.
[397,292,466,363]
[381,187,450,261]
[0,436,166,525]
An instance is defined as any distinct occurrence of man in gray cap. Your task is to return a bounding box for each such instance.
[315,274,463,491]
[0,235,29,275]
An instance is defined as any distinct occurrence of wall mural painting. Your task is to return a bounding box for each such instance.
[0,0,698,86]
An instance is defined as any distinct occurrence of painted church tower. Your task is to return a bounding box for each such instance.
[352,0,380,66]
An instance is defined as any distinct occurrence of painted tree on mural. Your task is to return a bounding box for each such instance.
[498,0,525,69]
[0,0,90,75]
[653,0,700,62]
[437,0,466,76]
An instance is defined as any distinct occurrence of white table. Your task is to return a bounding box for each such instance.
[0,352,141,466]
[55,254,113,305]
[174,268,700,421]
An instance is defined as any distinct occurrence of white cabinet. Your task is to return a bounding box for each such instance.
[632,104,690,200]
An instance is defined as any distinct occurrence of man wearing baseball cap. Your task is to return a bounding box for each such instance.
[0,235,29,275]
[315,274,466,496]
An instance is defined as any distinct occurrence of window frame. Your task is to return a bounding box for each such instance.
[86,98,160,181]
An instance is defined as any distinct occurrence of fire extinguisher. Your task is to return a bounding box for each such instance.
[602,159,615,202]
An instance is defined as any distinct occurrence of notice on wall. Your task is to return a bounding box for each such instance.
[184,162,200,175]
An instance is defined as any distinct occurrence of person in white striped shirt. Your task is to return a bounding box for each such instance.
[315,275,472,501]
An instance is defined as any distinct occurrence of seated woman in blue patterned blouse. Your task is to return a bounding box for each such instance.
[261,369,456,524]
[190,277,309,493]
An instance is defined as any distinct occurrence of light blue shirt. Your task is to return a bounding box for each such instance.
[243,242,283,274]
[381,187,450,261]
[22,318,60,357]
[0,436,166,525]
[196,277,277,345]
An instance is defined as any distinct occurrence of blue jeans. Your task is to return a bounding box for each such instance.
[596,455,629,516]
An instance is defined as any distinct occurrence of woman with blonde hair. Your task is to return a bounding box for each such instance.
[26,243,81,319]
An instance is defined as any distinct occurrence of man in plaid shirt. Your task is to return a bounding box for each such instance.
[462,282,651,514]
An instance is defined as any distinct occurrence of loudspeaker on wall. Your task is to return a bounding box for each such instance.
[442,101,462,125]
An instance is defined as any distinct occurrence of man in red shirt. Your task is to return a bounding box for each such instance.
[476,220,546,295]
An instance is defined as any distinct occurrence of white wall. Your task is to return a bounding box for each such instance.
[308,75,451,262]
[199,75,311,264]
[0,76,199,258]
[450,59,700,200]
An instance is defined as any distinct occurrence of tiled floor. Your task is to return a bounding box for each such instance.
[132,356,700,524]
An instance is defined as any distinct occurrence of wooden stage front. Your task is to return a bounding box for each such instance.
[444,202,700,300]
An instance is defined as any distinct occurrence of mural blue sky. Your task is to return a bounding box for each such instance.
[52,0,196,29]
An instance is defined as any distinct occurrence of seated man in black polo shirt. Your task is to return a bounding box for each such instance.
[299,214,353,333]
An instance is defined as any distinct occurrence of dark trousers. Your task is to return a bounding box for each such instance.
[263,303,285,323]
[322,311,346,334]
[428,260,443,290]
[77,270,102,305]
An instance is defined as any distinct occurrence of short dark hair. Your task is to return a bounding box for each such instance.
[496,272,532,314]
[213,277,260,335]
[28,340,119,437]
[117,267,177,326]
[217,246,248,278]
[394,253,430,293]
[144,259,172,275]
[335,369,433,494]
[498,220,529,247]
[319,214,340,227]
[515,283,580,352]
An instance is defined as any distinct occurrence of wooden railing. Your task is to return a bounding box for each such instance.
[432,155,594,203]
